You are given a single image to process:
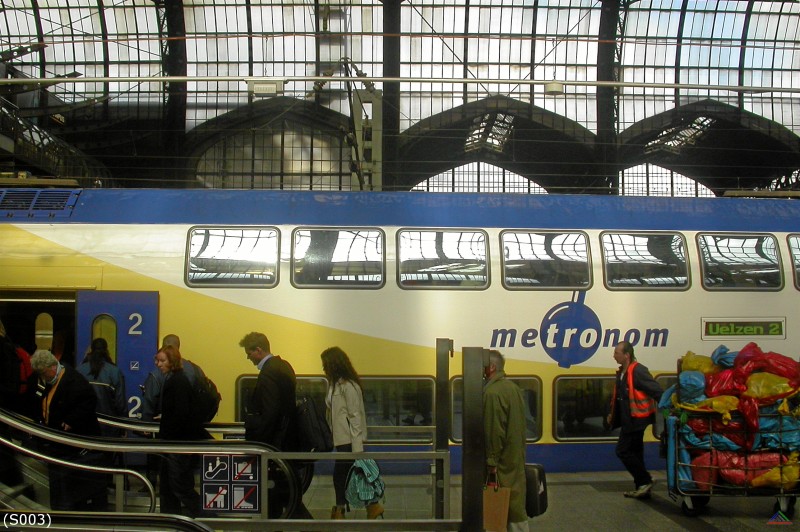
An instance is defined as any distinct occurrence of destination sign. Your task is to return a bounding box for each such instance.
[701,318,785,339]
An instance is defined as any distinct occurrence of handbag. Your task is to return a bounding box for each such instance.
[483,472,510,532]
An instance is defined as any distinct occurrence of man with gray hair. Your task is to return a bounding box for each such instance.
[28,349,106,510]
[484,349,529,532]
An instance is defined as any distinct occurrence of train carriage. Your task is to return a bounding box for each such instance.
[1,187,798,472]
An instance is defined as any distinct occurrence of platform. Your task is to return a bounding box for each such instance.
[301,469,796,530]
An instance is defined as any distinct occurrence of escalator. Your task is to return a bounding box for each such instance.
[0,408,301,524]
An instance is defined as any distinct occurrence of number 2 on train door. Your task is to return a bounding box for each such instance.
[76,291,159,419]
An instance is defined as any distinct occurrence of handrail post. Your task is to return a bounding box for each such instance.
[462,346,488,531]
[434,338,453,519]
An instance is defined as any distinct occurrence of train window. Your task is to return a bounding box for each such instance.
[789,235,800,289]
[360,377,434,442]
[554,376,619,441]
[186,227,279,287]
[235,375,328,422]
[236,375,434,443]
[501,231,590,289]
[398,229,488,288]
[292,228,384,288]
[450,376,541,443]
[697,233,782,290]
[601,232,689,289]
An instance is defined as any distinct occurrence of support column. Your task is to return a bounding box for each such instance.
[462,346,489,530]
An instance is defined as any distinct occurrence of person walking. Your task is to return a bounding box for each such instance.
[155,345,209,517]
[320,346,382,519]
[606,340,664,499]
[77,338,127,436]
[28,349,107,510]
[484,349,529,532]
[239,331,312,518]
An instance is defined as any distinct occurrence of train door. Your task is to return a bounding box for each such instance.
[76,291,158,419]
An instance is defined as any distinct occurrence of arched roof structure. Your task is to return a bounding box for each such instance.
[0,0,798,193]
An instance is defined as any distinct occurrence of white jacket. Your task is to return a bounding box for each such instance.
[326,379,367,451]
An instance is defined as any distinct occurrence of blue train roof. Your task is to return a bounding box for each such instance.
[0,188,798,232]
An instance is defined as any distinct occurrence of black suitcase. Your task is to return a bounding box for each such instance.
[525,463,548,517]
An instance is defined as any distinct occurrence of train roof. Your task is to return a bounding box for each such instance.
[0,187,798,232]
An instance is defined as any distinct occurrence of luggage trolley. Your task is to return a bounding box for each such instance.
[665,366,800,518]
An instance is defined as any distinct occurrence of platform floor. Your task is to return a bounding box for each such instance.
[301,469,797,530]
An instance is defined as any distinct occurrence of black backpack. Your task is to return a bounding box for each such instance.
[295,395,333,454]
[193,370,221,423]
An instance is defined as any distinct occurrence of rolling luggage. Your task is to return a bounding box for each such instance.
[525,463,548,517]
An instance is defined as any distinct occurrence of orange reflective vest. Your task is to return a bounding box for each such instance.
[613,362,656,419]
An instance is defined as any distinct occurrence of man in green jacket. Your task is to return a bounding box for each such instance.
[484,349,529,532]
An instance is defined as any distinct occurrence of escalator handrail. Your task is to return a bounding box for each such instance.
[0,434,157,513]
[0,509,216,532]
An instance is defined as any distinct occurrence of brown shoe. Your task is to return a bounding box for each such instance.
[330,505,345,519]
[366,502,384,519]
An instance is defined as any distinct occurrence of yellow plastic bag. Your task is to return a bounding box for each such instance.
[681,351,719,375]
[742,372,793,399]
[693,395,740,423]
[750,452,800,489]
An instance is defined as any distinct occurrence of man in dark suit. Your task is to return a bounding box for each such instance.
[240,332,298,449]
[239,331,311,518]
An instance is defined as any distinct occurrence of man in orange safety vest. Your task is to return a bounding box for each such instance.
[606,340,664,499]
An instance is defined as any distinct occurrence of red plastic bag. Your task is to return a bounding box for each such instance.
[717,451,785,486]
[691,452,718,491]
[706,368,747,397]
[733,342,800,387]
[686,417,748,449]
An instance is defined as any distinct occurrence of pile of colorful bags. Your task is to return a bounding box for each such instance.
[662,342,800,491]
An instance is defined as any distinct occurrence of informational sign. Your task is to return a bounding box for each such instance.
[701,317,786,340]
[201,454,260,514]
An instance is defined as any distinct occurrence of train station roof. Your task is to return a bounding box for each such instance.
[1,0,799,195]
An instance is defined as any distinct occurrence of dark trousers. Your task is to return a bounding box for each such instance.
[333,443,354,507]
[159,454,200,517]
[616,428,651,488]
[49,452,109,511]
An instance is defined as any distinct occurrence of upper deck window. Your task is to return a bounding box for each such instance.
[398,229,488,289]
[601,232,689,289]
[698,233,782,290]
[292,228,384,288]
[186,227,279,287]
[789,235,800,289]
[501,231,590,289]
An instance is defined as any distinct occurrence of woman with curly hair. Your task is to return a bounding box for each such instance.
[321,346,382,519]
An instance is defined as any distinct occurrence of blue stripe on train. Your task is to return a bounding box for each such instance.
[361,442,662,475]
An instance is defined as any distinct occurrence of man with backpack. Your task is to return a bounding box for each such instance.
[239,331,312,519]
[140,334,218,492]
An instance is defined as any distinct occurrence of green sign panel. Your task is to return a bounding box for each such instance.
[702,319,785,339]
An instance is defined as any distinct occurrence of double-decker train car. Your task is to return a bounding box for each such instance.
[1,187,798,472]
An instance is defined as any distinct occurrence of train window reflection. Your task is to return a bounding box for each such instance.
[698,233,782,290]
[293,228,384,287]
[554,376,618,441]
[788,235,800,289]
[360,377,434,442]
[501,231,590,289]
[450,376,541,443]
[186,227,279,287]
[601,232,688,289]
[398,229,488,288]
[235,376,434,443]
